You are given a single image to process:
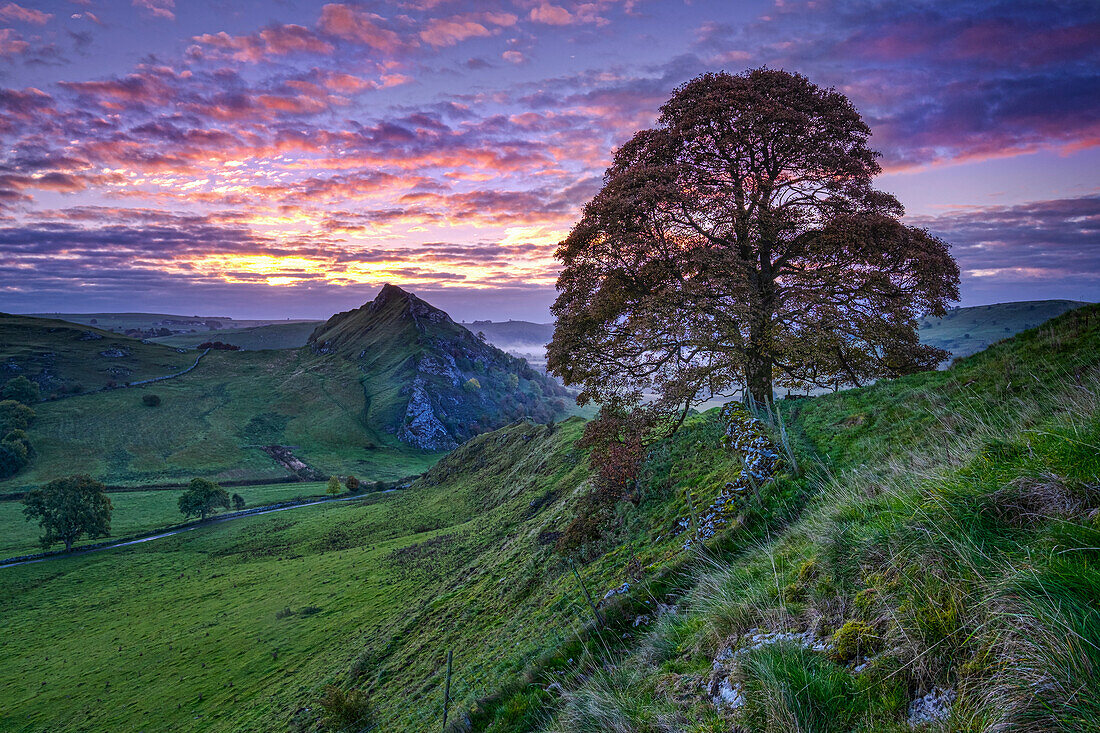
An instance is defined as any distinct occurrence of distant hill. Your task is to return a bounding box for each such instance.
[308,284,570,450]
[151,321,321,351]
[918,299,1089,360]
[464,319,555,370]
[0,313,196,396]
[23,312,318,341]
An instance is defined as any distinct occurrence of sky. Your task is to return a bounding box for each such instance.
[0,0,1097,321]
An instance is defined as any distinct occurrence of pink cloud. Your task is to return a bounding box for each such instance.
[420,19,491,47]
[0,2,52,25]
[0,27,28,56]
[193,25,335,63]
[502,49,526,64]
[132,0,174,21]
[529,4,573,25]
[317,4,404,53]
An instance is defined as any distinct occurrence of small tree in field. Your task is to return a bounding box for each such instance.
[0,400,35,433]
[142,394,161,407]
[549,68,959,431]
[22,475,112,551]
[3,376,39,405]
[345,475,360,493]
[327,476,341,497]
[232,493,246,511]
[178,478,229,521]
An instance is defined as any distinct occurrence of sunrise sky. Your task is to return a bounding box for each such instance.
[0,0,1097,320]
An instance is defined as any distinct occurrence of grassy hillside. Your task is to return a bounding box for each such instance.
[3,348,442,491]
[151,321,322,351]
[492,304,1100,731]
[309,284,570,450]
[0,392,788,731]
[918,299,1088,359]
[4,306,1096,732]
[1,313,195,395]
[0,418,628,730]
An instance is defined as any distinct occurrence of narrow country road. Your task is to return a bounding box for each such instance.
[0,491,395,570]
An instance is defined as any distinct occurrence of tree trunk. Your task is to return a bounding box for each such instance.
[64,537,73,552]
[746,353,773,409]
[746,305,774,408]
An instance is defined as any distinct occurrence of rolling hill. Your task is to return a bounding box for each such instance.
[3,305,1096,731]
[0,287,570,489]
[917,298,1088,359]
[150,321,322,351]
[307,284,570,450]
[0,313,196,395]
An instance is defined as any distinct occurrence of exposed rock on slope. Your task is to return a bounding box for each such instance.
[308,284,570,450]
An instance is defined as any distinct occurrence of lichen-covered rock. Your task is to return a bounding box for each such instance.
[908,687,955,727]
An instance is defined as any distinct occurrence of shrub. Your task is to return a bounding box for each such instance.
[317,685,373,731]
[464,377,482,392]
[2,376,39,405]
[345,475,360,492]
[0,441,29,478]
[327,476,341,496]
[0,399,35,433]
[142,394,161,407]
[231,493,245,511]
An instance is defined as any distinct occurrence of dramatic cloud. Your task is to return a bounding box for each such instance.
[910,196,1100,285]
[0,0,1095,318]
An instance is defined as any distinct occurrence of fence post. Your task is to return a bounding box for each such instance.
[441,649,452,731]
[570,558,604,626]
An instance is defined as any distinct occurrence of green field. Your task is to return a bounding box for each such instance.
[0,481,330,558]
[1,414,736,731]
[3,348,444,491]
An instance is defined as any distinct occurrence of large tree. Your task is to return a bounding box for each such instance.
[549,68,959,424]
[178,478,230,521]
[22,475,112,551]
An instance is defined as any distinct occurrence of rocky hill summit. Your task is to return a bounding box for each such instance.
[308,284,570,450]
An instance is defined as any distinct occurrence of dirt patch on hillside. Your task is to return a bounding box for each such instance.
[260,445,325,480]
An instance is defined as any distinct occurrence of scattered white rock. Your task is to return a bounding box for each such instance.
[656,602,678,617]
[707,627,835,713]
[908,687,955,728]
[681,403,780,549]
[602,582,630,600]
[713,677,745,711]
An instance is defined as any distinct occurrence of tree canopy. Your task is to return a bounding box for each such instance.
[2,376,40,405]
[549,68,959,427]
[178,478,230,521]
[22,474,112,551]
